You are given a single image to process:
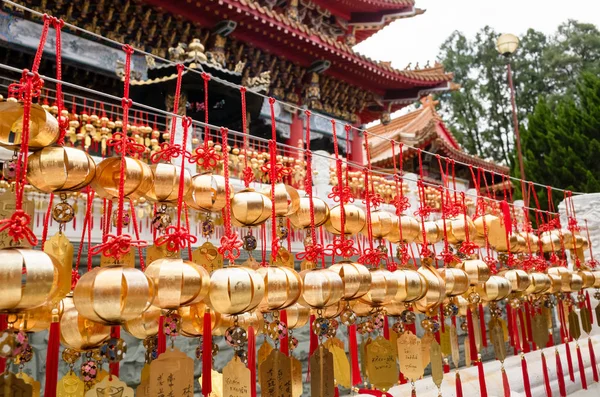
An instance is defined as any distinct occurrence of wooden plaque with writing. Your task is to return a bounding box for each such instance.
[440,326,451,357]
[135,364,150,397]
[290,356,303,397]
[223,356,251,397]
[310,345,335,397]
[464,337,471,367]
[420,332,434,368]
[489,318,506,362]
[257,342,273,386]
[149,348,195,397]
[568,310,581,340]
[430,340,444,388]
[192,242,223,272]
[366,336,398,392]
[325,340,350,389]
[397,331,423,381]
[260,349,293,397]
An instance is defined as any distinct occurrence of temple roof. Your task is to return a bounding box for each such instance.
[368,96,509,174]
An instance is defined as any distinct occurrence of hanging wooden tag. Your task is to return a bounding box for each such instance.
[473,310,482,352]
[101,248,134,267]
[421,331,434,368]
[430,339,444,389]
[0,191,34,249]
[397,331,424,381]
[260,349,293,397]
[464,337,471,367]
[85,375,133,397]
[366,336,398,391]
[58,372,85,397]
[15,373,39,397]
[241,255,259,270]
[450,324,460,369]
[198,370,223,397]
[440,326,451,357]
[290,356,303,397]
[136,364,151,397]
[257,342,274,385]
[580,307,592,335]
[44,232,74,300]
[489,318,506,362]
[223,356,251,397]
[310,345,334,397]
[568,310,581,341]
[271,247,294,268]
[323,339,350,389]
[149,347,195,397]
[147,244,180,264]
[361,338,372,379]
[532,315,549,350]
[389,328,399,358]
[499,317,509,342]
[0,372,32,397]
[192,242,223,272]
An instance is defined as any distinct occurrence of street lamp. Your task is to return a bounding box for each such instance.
[496,33,527,205]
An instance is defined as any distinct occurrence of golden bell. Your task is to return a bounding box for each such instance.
[328,261,372,300]
[414,262,446,313]
[446,216,477,244]
[548,267,583,292]
[475,275,512,301]
[457,259,491,286]
[593,271,600,288]
[73,266,155,325]
[256,266,302,312]
[499,269,531,292]
[60,296,110,350]
[363,211,395,239]
[393,269,427,302]
[262,183,300,217]
[540,231,561,252]
[384,301,407,316]
[547,273,562,294]
[235,311,264,334]
[145,163,192,203]
[0,101,59,149]
[358,269,398,307]
[14,304,52,332]
[300,268,344,309]
[415,221,441,245]
[27,146,96,193]
[577,270,595,289]
[288,196,330,229]
[385,215,420,244]
[208,266,265,315]
[178,302,222,337]
[144,258,210,309]
[284,303,310,329]
[0,248,63,313]
[525,273,552,295]
[437,268,469,297]
[325,204,366,235]
[474,214,510,250]
[185,173,231,212]
[123,305,161,339]
[91,157,153,200]
[231,188,273,227]
[314,300,346,319]
[456,295,469,316]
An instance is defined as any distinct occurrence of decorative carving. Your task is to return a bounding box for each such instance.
[207,35,228,68]
[246,71,271,92]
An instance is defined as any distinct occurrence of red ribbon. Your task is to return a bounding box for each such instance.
[0,210,37,246]
[191,146,221,170]
[456,372,464,397]
[556,349,567,397]
[576,344,588,390]
[43,319,60,397]
[218,233,243,261]
[106,131,146,156]
[502,368,510,397]
[157,315,166,356]
[202,312,212,396]
[588,338,599,383]
[279,310,289,357]
[156,226,198,253]
[541,353,553,397]
[521,355,532,397]
[348,324,361,386]
[248,326,256,397]
[90,234,148,260]
[328,237,358,258]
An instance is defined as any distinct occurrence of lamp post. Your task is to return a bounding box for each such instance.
[496,33,527,205]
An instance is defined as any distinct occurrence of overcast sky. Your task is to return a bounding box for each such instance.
[354,0,600,68]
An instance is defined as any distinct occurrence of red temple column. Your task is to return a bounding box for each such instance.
[288,112,304,158]
[350,129,365,165]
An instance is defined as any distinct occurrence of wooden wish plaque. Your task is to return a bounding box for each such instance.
[260,349,292,397]
[310,345,335,397]
[397,331,423,381]
[223,356,251,397]
[149,347,195,397]
[366,336,398,391]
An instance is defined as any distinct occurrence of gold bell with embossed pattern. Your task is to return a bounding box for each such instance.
[26,146,96,193]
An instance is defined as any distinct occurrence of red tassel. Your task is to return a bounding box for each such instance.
[383,316,390,340]
[456,372,464,397]
[202,312,212,396]
[110,327,120,376]
[576,343,588,390]
[588,338,599,383]
[444,361,450,374]
[157,315,166,356]
[309,315,318,357]
[518,308,531,353]
[541,352,552,397]
[0,314,6,373]
[500,200,512,240]
[555,349,567,397]
[399,371,407,384]
[547,331,555,348]
[525,303,535,351]
[334,386,340,397]
[248,326,257,397]
[466,308,478,358]
[502,367,511,397]
[44,318,60,397]
[565,341,575,382]
[279,310,289,356]
[521,355,532,397]
[358,389,393,397]
[479,304,487,348]
[477,360,488,397]
[348,324,362,386]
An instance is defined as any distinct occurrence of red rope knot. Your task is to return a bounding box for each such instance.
[328,185,354,204]
[121,97,133,109]
[201,72,211,83]
[261,142,291,182]
[393,195,410,216]
[459,241,479,256]
[122,44,134,55]
[586,259,599,269]
[397,244,411,266]
[358,247,388,268]
[549,252,560,265]
[504,253,519,270]
[413,205,433,219]
[242,167,255,186]
[156,226,198,253]
[150,142,191,163]
[364,191,383,209]
[0,210,37,246]
[90,234,148,260]
[218,233,243,262]
[71,269,80,290]
[191,145,221,170]
[484,256,499,275]
[305,109,311,117]
[296,243,331,263]
[327,237,359,258]
[240,86,247,94]
[437,249,459,266]
[268,97,276,106]
[8,70,44,100]
[568,217,580,232]
[533,256,549,272]
[107,132,146,156]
